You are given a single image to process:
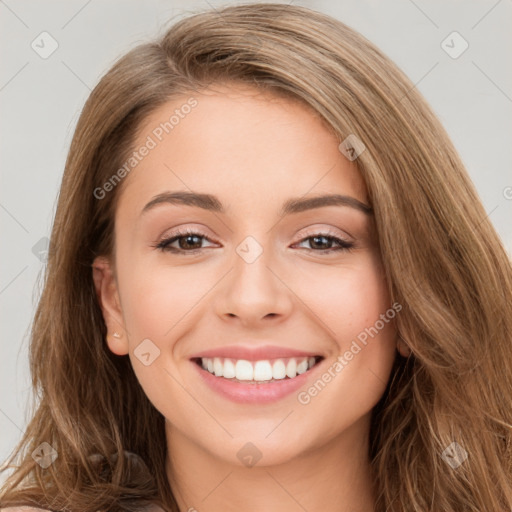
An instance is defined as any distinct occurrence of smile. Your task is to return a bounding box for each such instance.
[195,356,323,383]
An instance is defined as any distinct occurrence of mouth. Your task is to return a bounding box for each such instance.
[191,355,325,384]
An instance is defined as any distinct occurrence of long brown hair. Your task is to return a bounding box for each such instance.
[1,3,511,511]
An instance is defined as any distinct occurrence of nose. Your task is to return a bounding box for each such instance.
[214,243,294,328]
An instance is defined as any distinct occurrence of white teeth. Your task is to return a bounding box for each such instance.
[285,358,297,378]
[254,361,273,381]
[235,360,254,381]
[296,359,308,374]
[199,356,319,381]
[223,358,236,379]
[213,357,223,377]
[272,359,286,380]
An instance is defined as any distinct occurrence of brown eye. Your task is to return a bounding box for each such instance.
[294,232,354,253]
[154,229,215,253]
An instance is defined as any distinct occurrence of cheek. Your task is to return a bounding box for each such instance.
[115,255,223,410]
[290,253,397,408]
[116,259,197,415]
[290,252,392,346]
[302,266,397,426]
[117,256,212,342]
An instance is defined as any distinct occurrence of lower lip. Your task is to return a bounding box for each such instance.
[192,359,322,404]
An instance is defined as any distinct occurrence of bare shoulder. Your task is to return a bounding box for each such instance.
[1,505,165,512]
[2,507,165,512]
[1,508,53,511]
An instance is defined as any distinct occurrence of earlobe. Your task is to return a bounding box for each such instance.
[106,331,128,356]
[92,256,129,356]
[396,336,412,358]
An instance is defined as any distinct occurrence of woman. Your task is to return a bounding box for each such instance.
[1,3,511,511]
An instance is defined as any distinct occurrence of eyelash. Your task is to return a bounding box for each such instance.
[153,228,355,255]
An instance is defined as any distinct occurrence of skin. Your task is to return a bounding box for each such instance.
[93,82,409,512]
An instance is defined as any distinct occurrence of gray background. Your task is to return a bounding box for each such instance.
[1,0,511,480]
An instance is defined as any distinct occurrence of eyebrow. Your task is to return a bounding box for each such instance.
[141,191,373,216]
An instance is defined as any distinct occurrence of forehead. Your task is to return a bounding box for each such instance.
[117,83,368,217]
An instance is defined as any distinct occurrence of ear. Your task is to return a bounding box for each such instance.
[92,256,129,356]
[396,336,412,358]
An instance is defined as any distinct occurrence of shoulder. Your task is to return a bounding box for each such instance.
[1,508,53,511]
[2,505,165,512]
[0,505,164,512]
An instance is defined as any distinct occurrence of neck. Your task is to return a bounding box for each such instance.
[165,414,376,512]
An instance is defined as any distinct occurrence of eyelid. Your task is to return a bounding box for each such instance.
[292,228,355,253]
[157,224,352,244]
[295,225,353,242]
[153,225,356,255]
[156,227,216,246]
[157,224,217,242]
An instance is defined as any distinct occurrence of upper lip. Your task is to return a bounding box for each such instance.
[190,345,322,361]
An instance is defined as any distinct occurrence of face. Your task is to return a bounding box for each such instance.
[93,82,399,468]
